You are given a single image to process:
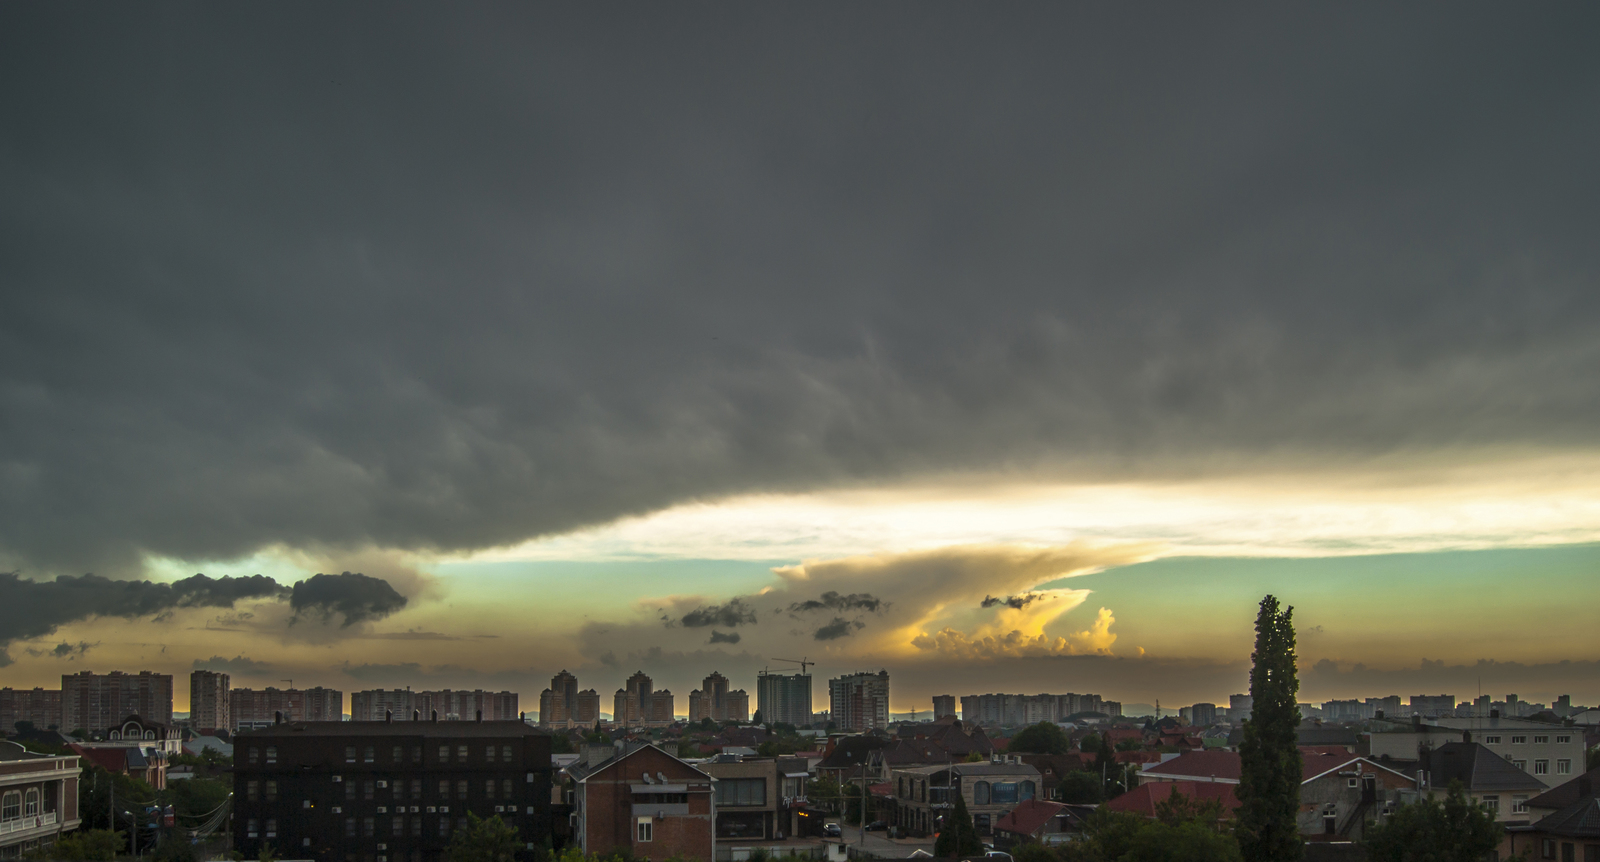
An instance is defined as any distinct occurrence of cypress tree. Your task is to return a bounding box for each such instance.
[1236,595,1302,862]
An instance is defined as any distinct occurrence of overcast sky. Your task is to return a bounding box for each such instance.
[2,4,1598,713]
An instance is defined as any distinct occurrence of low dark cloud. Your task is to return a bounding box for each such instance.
[789,592,884,615]
[1,6,1597,581]
[981,593,1043,610]
[193,654,274,675]
[813,617,866,641]
[289,572,408,628]
[707,630,741,645]
[26,640,97,660]
[678,599,758,629]
[0,572,288,664]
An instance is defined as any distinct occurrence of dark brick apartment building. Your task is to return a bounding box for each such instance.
[234,719,552,862]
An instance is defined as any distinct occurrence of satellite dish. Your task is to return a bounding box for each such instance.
[642,772,655,784]
[657,772,668,783]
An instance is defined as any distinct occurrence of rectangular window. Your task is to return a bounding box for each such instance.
[637,818,653,842]
[247,819,259,838]
[347,746,357,764]
[346,782,356,801]
[249,747,259,765]
[393,746,403,763]
[1347,778,1357,788]
[486,746,496,763]
[247,781,259,802]
[1585,845,1599,862]
[1563,843,1574,862]
[345,818,356,837]
[440,818,450,838]
[1514,796,1529,814]
[503,779,513,799]
[1542,839,1556,860]
[265,781,277,801]
[1482,795,1500,815]
[1557,759,1572,774]
[266,746,277,764]
[1556,735,1571,744]
[392,816,404,836]
[412,779,423,800]
[714,778,767,807]
[364,781,375,801]
[1533,735,1549,744]
[502,745,513,763]
[1512,736,1527,744]
[265,819,277,838]
[439,780,450,800]
[485,780,496,800]
[439,745,450,762]
[413,746,422,765]
[411,818,422,837]
[457,780,469,799]
[457,745,468,763]
[992,783,1019,805]
[1485,736,1501,744]
[363,817,375,838]
[1514,760,1528,772]
[364,746,375,763]
[1535,760,1549,775]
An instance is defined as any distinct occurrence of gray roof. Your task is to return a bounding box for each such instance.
[1526,767,1599,811]
[1426,742,1545,793]
[1531,797,1600,838]
[237,720,545,739]
[895,762,1040,778]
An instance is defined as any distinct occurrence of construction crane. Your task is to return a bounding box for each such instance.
[769,657,813,675]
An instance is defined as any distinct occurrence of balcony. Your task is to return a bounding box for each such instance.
[0,811,58,837]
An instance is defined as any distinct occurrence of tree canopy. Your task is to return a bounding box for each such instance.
[1361,782,1502,862]
[1011,721,1072,755]
[1235,595,1301,862]
[446,813,520,862]
[934,792,984,858]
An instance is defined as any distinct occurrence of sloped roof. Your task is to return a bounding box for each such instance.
[1531,797,1600,838]
[1426,742,1546,793]
[818,736,893,770]
[1143,750,1241,781]
[1526,766,1600,812]
[1106,781,1240,818]
[993,799,1067,836]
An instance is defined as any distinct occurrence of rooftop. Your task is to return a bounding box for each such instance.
[236,720,548,739]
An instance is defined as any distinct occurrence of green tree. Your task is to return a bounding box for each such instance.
[446,813,520,862]
[1012,843,1058,862]
[966,750,986,763]
[934,792,983,858]
[1056,769,1103,804]
[1079,733,1101,753]
[1116,739,1144,752]
[1153,786,1224,827]
[752,709,765,725]
[47,829,125,862]
[1235,595,1302,862]
[1011,722,1072,755]
[807,775,843,814]
[1361,782,1502,862]
[1121,822,1243,862]
[1095,732,1120,798]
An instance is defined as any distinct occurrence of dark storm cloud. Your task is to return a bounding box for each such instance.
[2,6,1600,575]
[813,617,866,641]
[982,594,1043,610]
[289,572,408,627]
[26,641,97,660]
[707,630,741,645]
[193,654,274,675]
[678,599,758,629]
[788,592,884,615]
[0,572,287,664]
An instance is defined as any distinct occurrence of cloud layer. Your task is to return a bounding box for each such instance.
[3,6,1599,578]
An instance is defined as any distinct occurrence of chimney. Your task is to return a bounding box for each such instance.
[385,710,393,724]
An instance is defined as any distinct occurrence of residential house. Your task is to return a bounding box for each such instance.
[815,736,894,783]
[1106,781,1239,820]
[1524,767,1600,821]
[890,761,1041,837]
[1501,776,1598,862]
[1415,742,1548,823]
[1370,717,1585,790]
[71,743,168,790]
[570,743,715,860]
[991,799,1094,848]
[0,741,82,858]
[700,756,782,842]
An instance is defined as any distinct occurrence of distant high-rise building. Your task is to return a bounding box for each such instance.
[1229,694,1253,723]
[932,695,957,721]
[0,687,63,732]
[612,671,676,727]
[234,687,344,727]
[1365,696,1402,718]
[540,670,581,727]
[688,672,748,723]
[1190,703,1218,726]
[1555,694,1572,717]
[189,670,231,731]
[347,689,516,723]
[62,671,173,734]
[829,670,890,731]
[1409,694,1455,717]
[757,672,812,727]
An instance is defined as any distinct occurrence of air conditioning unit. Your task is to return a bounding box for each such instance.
[376,780,389,788]
[332,775,343,783]
[377,806,387,813]
[410,806,419,813]
[440,806,450,813]
[332,807,342,814]
[426,807,437,814]
[495,805,505,813]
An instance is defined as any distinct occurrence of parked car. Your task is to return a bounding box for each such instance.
[864,821,888,831]
[823,823,842,838]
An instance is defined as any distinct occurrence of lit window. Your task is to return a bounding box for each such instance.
[1557,760,1572,774]
[637,817,653,842]
[503,779,513,798]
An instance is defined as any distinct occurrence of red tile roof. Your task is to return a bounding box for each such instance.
[1142,750,1241,781]
[1106,781,1240,819]
[993,799,1068,836]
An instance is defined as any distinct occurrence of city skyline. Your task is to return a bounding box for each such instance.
[3,7,1599,712]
